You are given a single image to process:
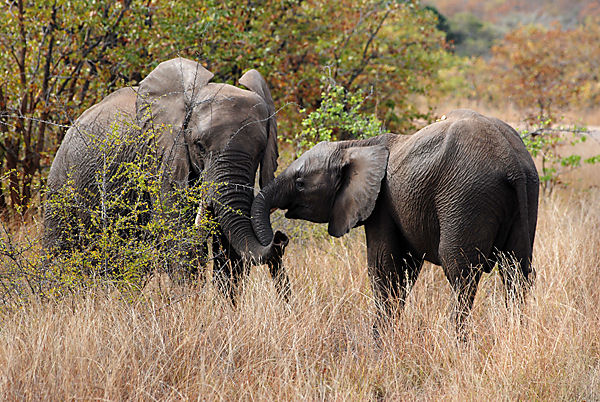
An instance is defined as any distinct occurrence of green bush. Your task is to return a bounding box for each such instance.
[291,81,386,154]
[1,117,220,304]
[521,119,599,192]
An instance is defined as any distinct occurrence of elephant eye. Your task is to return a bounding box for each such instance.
[295,178,305,191]
[194,140,206,154]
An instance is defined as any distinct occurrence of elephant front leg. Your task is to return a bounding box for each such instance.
[163,233,209,285]
[364,215,423,339]
[267,256,291,303]
[211,233,248,305]
[194,240,210,285]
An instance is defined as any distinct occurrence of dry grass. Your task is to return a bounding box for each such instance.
[0,187,599,400]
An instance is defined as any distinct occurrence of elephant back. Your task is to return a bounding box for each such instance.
[47,86,138,190]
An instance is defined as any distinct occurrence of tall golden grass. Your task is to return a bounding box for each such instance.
[0,185,598,400]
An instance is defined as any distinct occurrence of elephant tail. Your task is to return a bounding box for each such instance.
[507,173,535,278]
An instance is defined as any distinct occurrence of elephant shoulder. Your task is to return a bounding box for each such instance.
[397,122,449,157]
[387,125,447,178]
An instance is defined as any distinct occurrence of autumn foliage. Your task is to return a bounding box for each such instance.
[0,0,447,215]
[490,21,600,124]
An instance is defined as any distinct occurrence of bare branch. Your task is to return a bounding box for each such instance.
[344,7,391,89]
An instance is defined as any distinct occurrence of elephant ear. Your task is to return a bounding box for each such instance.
[136,57,213,135]
[328,145,389,237]
[136,58,213,183]
[239,69,278,188]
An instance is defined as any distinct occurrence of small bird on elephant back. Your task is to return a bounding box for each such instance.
[252,109,539,336]
[44,58,290,302]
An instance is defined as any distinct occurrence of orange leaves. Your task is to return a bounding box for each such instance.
[490,22,600,124]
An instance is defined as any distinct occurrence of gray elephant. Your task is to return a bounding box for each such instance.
[44,57,289,300]
[252,109,539,332]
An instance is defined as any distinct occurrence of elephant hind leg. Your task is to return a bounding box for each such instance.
[268,258,291,303]
[439,246,483,337]
[495,222,535,308]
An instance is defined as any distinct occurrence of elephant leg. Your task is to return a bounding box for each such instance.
[440,246,483,337]
[163,237,205,285]
[194,240,210,286]
[364,212,423,336]
[211,232,248,304]
[268,256,291,303]
[496,224,534,308]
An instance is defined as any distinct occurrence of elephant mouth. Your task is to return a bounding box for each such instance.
[260,202,296,220]
[284,203,329,224]
[284,205,309,220]
[281,203,298,219]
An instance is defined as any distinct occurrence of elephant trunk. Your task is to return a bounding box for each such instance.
[209,151,287,264]
[251,175,289,247]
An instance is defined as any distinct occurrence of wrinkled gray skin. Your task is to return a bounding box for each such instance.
[45,58,289,301]
[253,109,539,333]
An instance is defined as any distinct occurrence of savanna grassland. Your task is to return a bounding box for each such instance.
[0,176,598,400]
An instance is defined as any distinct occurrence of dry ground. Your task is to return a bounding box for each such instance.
[0,182,599,400]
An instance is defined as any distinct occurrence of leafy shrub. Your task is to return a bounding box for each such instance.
[291,80,386,154]
[521,119,599,192]
[1,117,220,304]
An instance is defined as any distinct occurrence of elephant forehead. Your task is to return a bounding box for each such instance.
[284,145,329,176]
[187,95,268,153]
[196,84,267,113]
[191,86,267,125]
[192,105,267,136]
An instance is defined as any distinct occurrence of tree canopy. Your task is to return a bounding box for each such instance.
[0,0,448,213]
[2,0,600,214]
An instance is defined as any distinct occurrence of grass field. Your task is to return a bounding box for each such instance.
[0,182,598,399]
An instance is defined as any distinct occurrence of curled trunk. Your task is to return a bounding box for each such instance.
[251,176,288,247]
[209,151,286,264]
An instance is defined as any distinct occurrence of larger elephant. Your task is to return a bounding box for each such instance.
[44,57,289,300]
[252,109,539,332]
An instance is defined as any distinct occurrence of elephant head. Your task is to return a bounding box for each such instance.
[136,58,286,264]
[252,140,389,244]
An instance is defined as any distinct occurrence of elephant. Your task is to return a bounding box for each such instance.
[44,57,289,301]
[251,109,539,333]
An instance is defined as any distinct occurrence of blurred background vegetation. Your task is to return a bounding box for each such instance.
[1,0,600,217]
